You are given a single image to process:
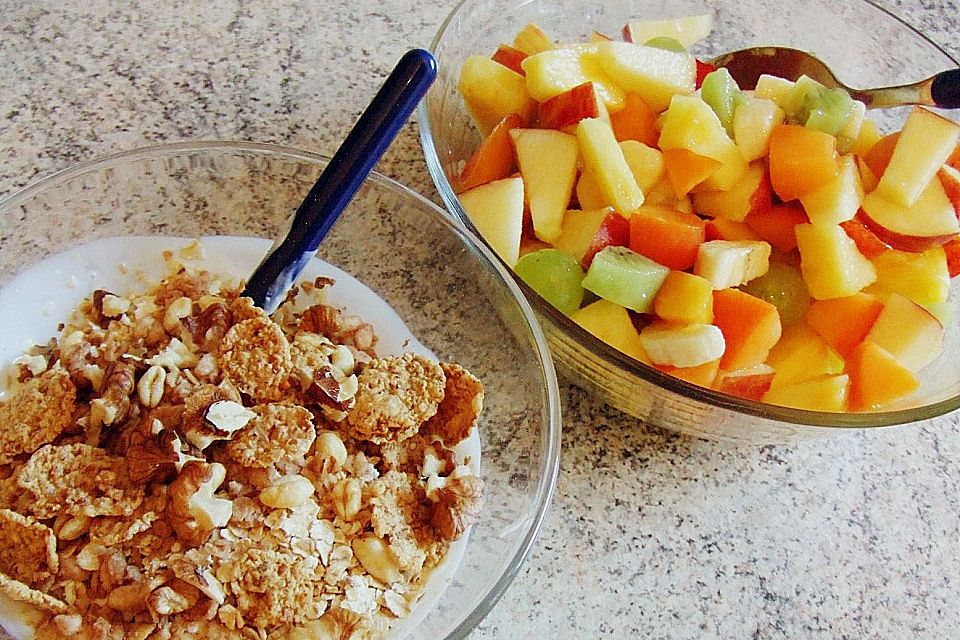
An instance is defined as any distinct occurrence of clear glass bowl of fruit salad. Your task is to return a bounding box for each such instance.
[0,141,561,638]
[419,0,960,442]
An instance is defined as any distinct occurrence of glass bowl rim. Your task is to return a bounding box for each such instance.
[418,0,960,430]
[0,139,564,639]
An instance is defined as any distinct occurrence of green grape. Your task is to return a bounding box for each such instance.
[700,68,744,135]
[581,246,669,313]
[514,249,585,315]
[643,36,686,53]
[740,261,810,326]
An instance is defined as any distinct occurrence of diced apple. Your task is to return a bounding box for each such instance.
[511,128,579,243]
[640,321,726,368]
[939,163,960,217]
[691,161,771,222]
[609,93,659,146]
[753,74,795,105]
[621,14,714,47]
[662,148,722,197]
[654,270,714,324]
[799,154,863,225]
[492,45,529,75]
[536,81,604,131]
[522,44,625,111]
[732,97,784,162]
[620,141,665,192]
[575,169,607,210]
[458,112,524,192]
[849,117,882,157]
[513,23,553,55]
[595,41,696,112]
[571,299,650,364]
[944,235,960,277]
[762,374,849,412]
[576,118,645,215]
[694,239,771,289]
[847,341,920,411]
[840,217,890,259]
[876,107,960,208]
[766,323,843,388]
[553,207,611,263]
[872,246,950,306]
[864,292,944,372]
[659,94,747,190]
[581,211,631,268]
[715,364,776,400]
[458,56,537,137]
[768,124,840,201]
[795,223,876,300]
[458,176,525,266]
[712,287,782,371]
[856,155,880,193]
[860,178,959,251]
[805,292,884,358]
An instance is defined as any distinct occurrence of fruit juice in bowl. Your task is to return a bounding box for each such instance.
[419,0,960,442]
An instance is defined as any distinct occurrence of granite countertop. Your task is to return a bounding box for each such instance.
[1,1,958,638]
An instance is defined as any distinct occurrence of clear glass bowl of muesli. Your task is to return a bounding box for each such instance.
[0,142,561,640]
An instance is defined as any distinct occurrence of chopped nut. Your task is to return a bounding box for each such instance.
[101,294,132,317]
[259,475,315,510]
[352,536,403,585]
[168,461,233,546]
[332,477,362,521]
[430,472,483,542]
[53,614,84,635]
[312,431,348,471]
[55,513,91,541]
[106,581,150,612]
[163,296,194,333]
[205,400,256,434]
[137,364,167,408]
[147,585,191,616]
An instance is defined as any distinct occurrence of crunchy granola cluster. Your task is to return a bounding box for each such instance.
[0,243,484,640]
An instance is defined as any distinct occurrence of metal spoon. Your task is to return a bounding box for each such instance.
[241,49,437,314]
[710,46,960,109]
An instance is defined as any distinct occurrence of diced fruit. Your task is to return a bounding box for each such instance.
[458,113,523,192]
[840,218,890,259]
[535,81,603,130]
[744,203,807,252]
[937,164,960,216]
[522,44,625,111]
[595,41,696,112]
[654,270,714,324]
[864,292,944,372]
[705,218,759,242]
[733,97,784,162]
[847,341,920,411]
[712,287,782,371]
[794,223,876,299]
[655,358,721,387]
[695,59,716,88]
[836,100,867,153]
[944,236,960,277]
[691,161,771,222]
[621,14,714,47]
[513,23,553,55]
[640,321,726,367]
[781,76,856,136]
[860,178,959,252]
[799,154,863,225]
[862,131,899,177]
[643,37,687,53]
[875,107,960,208]
[849,117,882,157]
[553,207,612,264]
[459,56,537,136]
[766,323,842,388]
[513,248,585,314]
[491,45,529,75]
[768,124,840,201]
[629,204,706,270]
[581,246,670,313]
[872,246,950,306]
[694,239,771,289]
[575,170,606,210]
[658,94,747,190]
[576,118,645,214]
[762,374,849,412]
[715,364,775,400]
[856,155,880,193]
[458,176,525,266]
[662,148,722,197]
[620,141,665,193]
[754,74,795,104]
[571,299,650,363]
[739,261,810,326]
[511,128,579,242]
[805,292,883,358]
[609,93,659,145]
[700,68,745,134]
[580,211,631,268]
[949,142,960,171]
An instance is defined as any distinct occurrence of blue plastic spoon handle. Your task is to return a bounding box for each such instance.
[243,49,437,313]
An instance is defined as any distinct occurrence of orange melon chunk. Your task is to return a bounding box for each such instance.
[768,124,840,201]
[805,293,883,358]
[712,288,782,371]
[847,341,919,411]
[762,374,849,412]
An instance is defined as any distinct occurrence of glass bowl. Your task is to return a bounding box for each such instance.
[419,0,960,442]
[0,141,561,639]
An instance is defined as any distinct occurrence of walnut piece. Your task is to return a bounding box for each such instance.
[430,470,483,542]
[167,461,232,547]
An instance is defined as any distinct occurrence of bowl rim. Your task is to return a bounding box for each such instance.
[418,0,960,430]
[0,139,563,639]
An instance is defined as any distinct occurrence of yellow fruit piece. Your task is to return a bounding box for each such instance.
[639,321,726,368]
[619,140,665,193]
[513,23,554,55]
[511,128,579,243]
[521,44,625,111]
[872,246,950,306]
[849,117,882,157]
[799,154,863,226]
[622,14,714,47]
[693,239,771,290]
[576,118,645,215]
[554,208,611,262]
[653,270,714,324]
[762,374,849,412]
[754,75,795,105]
[595,41,696,112]
[458,176,525,267]
[876,107,960,208]
[571,299,650,363]
[766,323,843,388]
[576,170,607,210]
[864,292,945,373]
[795,223,876,300]
[847,341,919,411]
[458,56,537,137]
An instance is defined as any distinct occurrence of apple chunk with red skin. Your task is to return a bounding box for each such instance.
[491,45,529,76]
[859,176,959,252]
[864,292,944,372]
[536,81,603,131]
[939,163,960,218]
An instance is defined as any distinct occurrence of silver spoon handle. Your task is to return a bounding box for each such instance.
[858,69,960,110]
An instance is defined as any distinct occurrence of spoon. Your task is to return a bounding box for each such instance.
[241,48,437,314]
[709,46,960,109]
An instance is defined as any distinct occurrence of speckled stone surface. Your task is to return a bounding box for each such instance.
[1,1,959,638]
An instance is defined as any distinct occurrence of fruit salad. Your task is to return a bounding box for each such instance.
[454,17,960,413]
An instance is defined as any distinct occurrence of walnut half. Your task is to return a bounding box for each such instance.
[167,461,232,547]
[429,468,483,542]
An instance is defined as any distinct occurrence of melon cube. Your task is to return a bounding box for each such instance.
[762,375,849,412]
[847,341,920,411]
[571,299,650,363]
[712,288,782,371]
[653,270,714,324]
